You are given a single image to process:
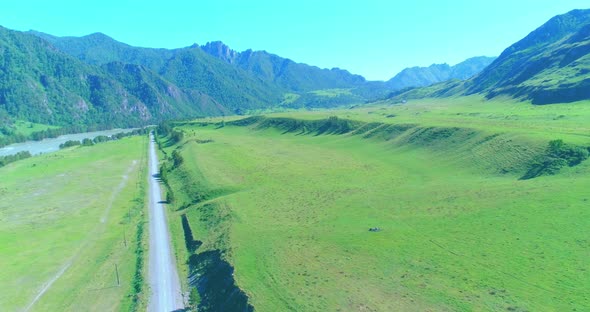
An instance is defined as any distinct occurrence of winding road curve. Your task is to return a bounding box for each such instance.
[148,133,184,312]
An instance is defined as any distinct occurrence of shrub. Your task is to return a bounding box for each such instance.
[521,139,589,179]
[171,150,184,168]
[59,140,81,149]
[81,138,94,146]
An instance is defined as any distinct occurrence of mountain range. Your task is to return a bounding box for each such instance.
[392,9,590,104]
[0,27,493,129]
[385,56,496,90]
[2,9,589,133]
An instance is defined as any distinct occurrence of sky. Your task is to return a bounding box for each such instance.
[1,1,588,80]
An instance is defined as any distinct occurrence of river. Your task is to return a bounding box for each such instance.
[0,128,136,157]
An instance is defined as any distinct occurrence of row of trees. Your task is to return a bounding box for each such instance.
[0,151,31,167]
[0,128,151,169]
[59,129,150,150]
[0,123,130,148]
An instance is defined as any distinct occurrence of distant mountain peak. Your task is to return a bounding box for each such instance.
[86,31,108,37]
[198,41,366,91]
[84,32,111,39]
[201,41,239,64]
[385,56,496,90]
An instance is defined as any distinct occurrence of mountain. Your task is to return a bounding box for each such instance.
[0,27,229,129]
[34,32,375,110]
[3,28,385,131]
[201,41,367,92]
[392,9,590,104]
[101,62,225,118]
[34,33,369,108]
[465,9,590,104]
[29,31,176,70]
[10,14,579,135]
[32,32,286,111]
[385,56,496,90]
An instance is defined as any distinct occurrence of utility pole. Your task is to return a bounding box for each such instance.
[115,264,120,286]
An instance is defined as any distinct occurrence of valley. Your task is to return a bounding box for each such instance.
[0,5,589,312]
[157,97,590,311]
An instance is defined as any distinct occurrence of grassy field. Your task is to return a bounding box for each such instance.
[0,135,148,311]
[161,96,590,311]
[309,88,354,97]
[0,120,60,138]
[269,96,590,143]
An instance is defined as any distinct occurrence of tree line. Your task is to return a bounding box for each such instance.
[59,128,150,150]
[0,128,149,169]
[0,123,131,148]
[0,151,32,167]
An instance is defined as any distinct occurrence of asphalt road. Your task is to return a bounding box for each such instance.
[148,133,184,311]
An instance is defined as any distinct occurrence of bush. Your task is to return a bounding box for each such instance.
[170,130,184,144]
[166,190,175,204]
[59,140,81,149]
[81,138,94,146]
[171,150,184,168]
[521,140,589,179]
[93,135,110,144]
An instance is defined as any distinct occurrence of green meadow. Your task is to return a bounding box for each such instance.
[0,136,148,311]
[309,88,354,97]
[160,96,590,311]
[1,120,60,137]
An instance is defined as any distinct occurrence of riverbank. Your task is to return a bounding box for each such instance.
[0,128,138,157]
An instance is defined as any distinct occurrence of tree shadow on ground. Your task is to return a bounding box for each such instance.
[187,250,253,312]
[181,214,253,311]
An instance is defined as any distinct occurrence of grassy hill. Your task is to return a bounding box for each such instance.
[157,97,590,311]
[467,9,590,104]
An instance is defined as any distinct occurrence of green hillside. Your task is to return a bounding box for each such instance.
[33,33,371,110]
[159,46,285,112]
[30,31,176,70]
[0,26,146,127]
[391,9,590,104]
[35,32,287,111]
[101,62,226,118]
[467,9,590,104]
[0,27,222,130]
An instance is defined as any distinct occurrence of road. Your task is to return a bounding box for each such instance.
[148,133,184,312]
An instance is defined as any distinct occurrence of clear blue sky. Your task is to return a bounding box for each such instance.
[1,1,588,80]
